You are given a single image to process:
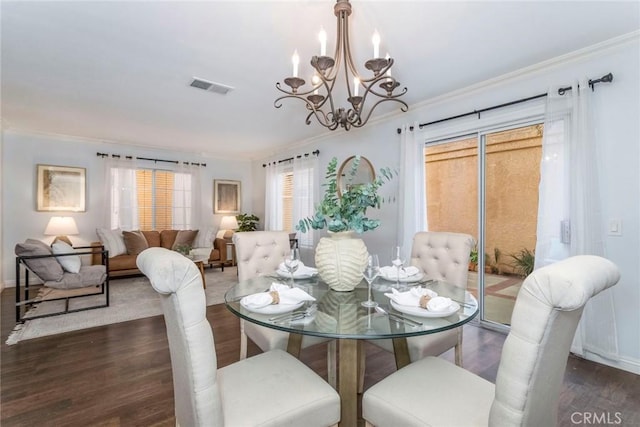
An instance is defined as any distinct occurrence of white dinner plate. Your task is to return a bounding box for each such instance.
[379,272,424,283]
[390,300,460,318]
[240,299,305,315]
[276,270,318,279]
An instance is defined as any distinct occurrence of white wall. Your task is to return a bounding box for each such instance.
[251,34,640,373]
[1,131,254,285]
[0,124,4,292]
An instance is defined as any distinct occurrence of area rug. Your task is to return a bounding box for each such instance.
[6,266,238,345]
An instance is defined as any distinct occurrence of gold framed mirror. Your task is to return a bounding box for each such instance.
[337,155,375,197]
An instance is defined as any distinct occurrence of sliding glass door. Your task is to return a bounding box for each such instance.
[480,124,542,326]
[425,123,542,328]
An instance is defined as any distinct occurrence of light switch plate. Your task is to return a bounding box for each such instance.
[608,219,622,236]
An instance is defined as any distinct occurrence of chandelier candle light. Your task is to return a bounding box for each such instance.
[275,0,408,131]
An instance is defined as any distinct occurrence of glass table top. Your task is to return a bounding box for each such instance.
[225,276,479,340]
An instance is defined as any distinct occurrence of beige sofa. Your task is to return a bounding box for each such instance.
[92,229,227,278]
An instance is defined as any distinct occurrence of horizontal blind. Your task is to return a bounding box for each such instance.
[136,169,174,231]
[282,172,293,232]
[155,171,173,231]
[136,170,153,230]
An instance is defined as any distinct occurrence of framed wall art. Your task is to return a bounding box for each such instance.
[37,164,86,212]
[214,179,241,214]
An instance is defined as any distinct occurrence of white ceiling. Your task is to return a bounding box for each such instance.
[2,1,639,160]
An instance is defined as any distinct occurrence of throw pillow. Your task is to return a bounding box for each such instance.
[141,230,161,247]
[96,228,126,257]
[172,230,199,251]
[122,231,149,255]
[193,228,215,248]
[51,241,82,273]
[15,239,65,282]
[160,230,179,249]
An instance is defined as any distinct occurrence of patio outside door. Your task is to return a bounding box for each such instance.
[425,123,543,328]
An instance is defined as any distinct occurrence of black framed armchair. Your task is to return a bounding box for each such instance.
[14,239,109,323]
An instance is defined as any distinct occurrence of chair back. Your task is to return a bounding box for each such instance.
[410,231,474,288]
[233,231,290,281]
[489,255,620,427]
[137,247,223,427]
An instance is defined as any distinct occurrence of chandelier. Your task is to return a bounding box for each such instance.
[274,0,408,131]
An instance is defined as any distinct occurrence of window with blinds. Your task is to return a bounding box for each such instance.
[136,169,174,231]
[282,172,294,232]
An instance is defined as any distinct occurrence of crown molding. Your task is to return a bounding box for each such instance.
[410,30,639,112]
[2,127,249,162]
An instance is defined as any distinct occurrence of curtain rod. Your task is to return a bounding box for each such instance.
[397,72,613,134]
[262,149,320,168]
[96,152,207,167]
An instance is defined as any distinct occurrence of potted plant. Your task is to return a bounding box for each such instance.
[509,248,535,277]
[469,246,478,271]
[484,248,502,274]
[297,156,394,234]
[297,156,394,291]
[492,247,502,274]
[236,213,259,232]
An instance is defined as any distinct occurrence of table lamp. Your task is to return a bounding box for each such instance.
[218,215,239,239]
[44,216,79,245]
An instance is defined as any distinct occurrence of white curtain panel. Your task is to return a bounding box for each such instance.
[104,156,139,231]
[264,161,285,231]
[397,123,426,259]
[172,162,202,230]
[292,155,318,264]
[535,80,618,360]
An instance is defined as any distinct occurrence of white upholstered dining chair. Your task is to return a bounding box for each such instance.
[137,247,340,427]
[363,255,620,427]
[368,231,475,366]
[233,231,337,388]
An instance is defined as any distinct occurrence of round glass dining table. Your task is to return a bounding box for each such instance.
[225,275,479,427]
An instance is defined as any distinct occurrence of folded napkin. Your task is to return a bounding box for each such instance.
[241,283,316,309]
[385,287,438,308]
[426,296,454,312]
[379,265,420,279]
[277,261,318,278]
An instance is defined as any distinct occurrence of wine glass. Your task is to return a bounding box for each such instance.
[361,254,380,308]
[391,246,405,289]
[284,248,300,286]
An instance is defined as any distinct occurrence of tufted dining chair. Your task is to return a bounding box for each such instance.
[233,231,337,388]
[137,247,340,427]
[367,231,475,369]
[362,255,620,427]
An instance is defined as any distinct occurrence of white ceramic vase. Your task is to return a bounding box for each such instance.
[315,231,368,292]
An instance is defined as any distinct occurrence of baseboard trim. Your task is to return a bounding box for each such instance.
[571,347,640,375]
[3,280,19,288]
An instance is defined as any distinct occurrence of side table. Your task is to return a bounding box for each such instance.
[190,255,209,288]
[225,242,236,266]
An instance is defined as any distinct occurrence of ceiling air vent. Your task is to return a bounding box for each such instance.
[189,77,234,95]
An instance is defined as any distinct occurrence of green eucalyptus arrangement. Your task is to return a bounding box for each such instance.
[174,244,192,256]
[236,213,259,232]
[297,156,395,234]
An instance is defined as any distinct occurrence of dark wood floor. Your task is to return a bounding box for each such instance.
[2,281,638,426]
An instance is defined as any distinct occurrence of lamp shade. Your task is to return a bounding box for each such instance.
[220,215,239,230]
[44,216,79,236]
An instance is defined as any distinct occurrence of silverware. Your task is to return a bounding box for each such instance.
[450,298,475,309]
[268,310,305,322]
[375,306,423,327]
[269,304,317,322]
